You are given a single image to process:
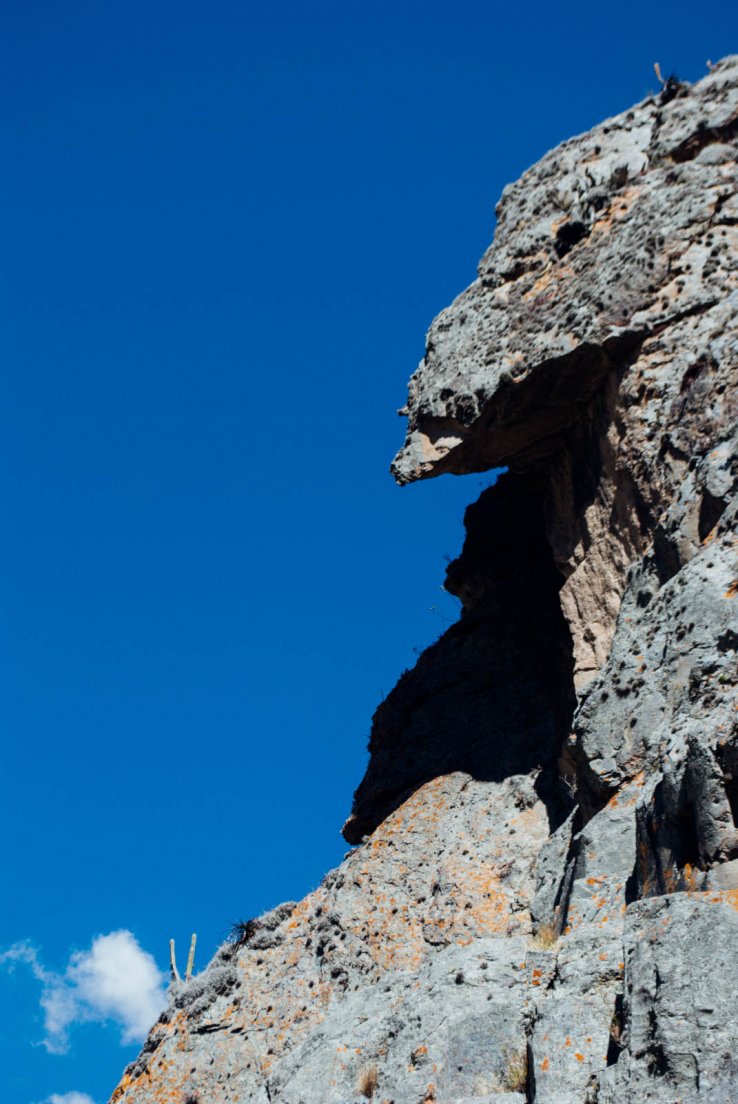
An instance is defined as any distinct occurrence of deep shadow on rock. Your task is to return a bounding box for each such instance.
[342,472,576,844]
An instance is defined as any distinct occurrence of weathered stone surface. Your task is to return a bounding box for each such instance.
[392,55,738,689]
[599,892,738,1102]
[392,57,737,485]
[113,775,550,1103]
[111,59,738,1104]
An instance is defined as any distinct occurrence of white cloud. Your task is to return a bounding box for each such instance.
[46,1093,97,1104]
[0,940,51,980]
[1,931,166,1054]
[65,931,166,1044]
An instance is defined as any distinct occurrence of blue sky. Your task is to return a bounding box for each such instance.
[1,2,735,1101]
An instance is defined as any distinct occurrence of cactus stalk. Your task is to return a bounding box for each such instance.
[185,933,197,982]
[169,938,181,984]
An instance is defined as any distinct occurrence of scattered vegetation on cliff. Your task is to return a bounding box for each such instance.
[356,1063,379,1098]
[499,1045,528,1092]
[529,921,559,950]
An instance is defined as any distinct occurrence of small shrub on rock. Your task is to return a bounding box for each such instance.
[356,1063,379,1099]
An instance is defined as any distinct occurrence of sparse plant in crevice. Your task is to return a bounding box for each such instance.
[529,920,559,950]
[499,1045,528,1093]
[226,902,297,952]
[229,918,258,947]
[653,61,682,102]
[356,1063,379,1099]
[561,772,578,803]
[606,992,626,1065]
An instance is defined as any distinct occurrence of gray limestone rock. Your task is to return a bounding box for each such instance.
[111,58,738,1104]
[598,893,738,1103]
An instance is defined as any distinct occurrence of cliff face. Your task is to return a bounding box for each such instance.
[112,59,738,1104]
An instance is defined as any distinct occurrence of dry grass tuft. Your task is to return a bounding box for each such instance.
[357,1063,379,1099]
[499,1046,528,1093]
[528,921,559,950]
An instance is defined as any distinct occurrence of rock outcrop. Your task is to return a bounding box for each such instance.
[111,58,738,1104]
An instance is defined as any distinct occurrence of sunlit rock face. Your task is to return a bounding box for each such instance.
[112,58,738,1104]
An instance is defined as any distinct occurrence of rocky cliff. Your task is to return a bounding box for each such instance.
[111,58,738,1104]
